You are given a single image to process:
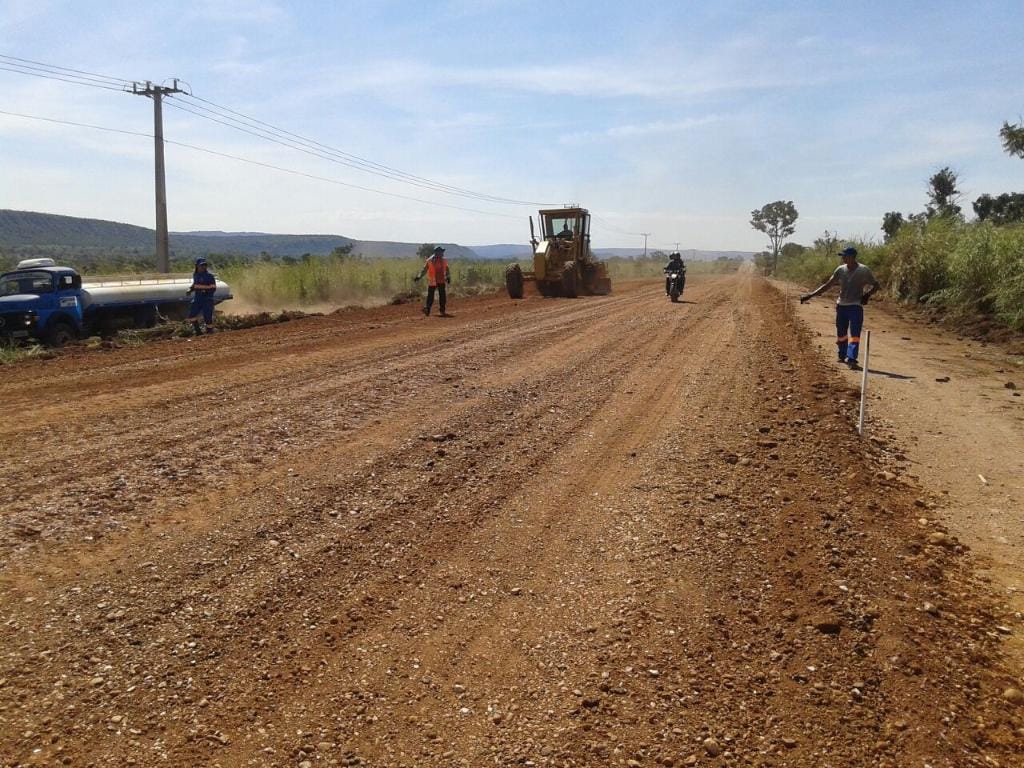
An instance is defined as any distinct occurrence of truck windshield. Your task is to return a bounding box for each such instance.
[0,271,54,296]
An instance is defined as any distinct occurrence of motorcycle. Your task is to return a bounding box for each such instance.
[664,269,686,302]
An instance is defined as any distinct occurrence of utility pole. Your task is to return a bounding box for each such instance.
[674,242,680,252]
[131,79,184,273]
[640,233,651,259]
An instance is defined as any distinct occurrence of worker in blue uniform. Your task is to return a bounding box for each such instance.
[186,258,218,335]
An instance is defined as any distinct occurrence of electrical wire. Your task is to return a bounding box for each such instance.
[0,53,559,208]
[179,93,555,207]
[0,108,522,219]
[164,99,539,206]
[0,63,128,92]
[0,54,131,86]
[591,216,646,237]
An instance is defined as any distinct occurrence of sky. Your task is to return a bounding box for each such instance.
[1,0,1023,252]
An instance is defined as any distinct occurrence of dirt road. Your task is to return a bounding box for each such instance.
[1,271,1021,767]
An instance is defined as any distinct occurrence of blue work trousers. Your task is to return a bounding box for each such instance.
[835,304,864,361]
[189,295,215,324]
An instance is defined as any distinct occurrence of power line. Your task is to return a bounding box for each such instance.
[0,63,128,92]
[0,108,521,219]
[0,54,131,86]
[591,216,645,237]
[0,53,557,208]
[179,93,554,207]
[164,98,541,206]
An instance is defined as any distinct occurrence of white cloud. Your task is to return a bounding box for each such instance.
[560,115,723,144]
[298,58,833,103]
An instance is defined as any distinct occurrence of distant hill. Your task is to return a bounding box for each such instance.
[0,209,155,250]
[469,243,532,261]
[0,210,476,262]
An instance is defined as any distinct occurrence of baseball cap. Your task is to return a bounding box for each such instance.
[432,246,446,254]
[195,257,209,267]
[838,247,858,258]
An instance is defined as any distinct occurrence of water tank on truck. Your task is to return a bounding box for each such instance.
[0,259,232,346]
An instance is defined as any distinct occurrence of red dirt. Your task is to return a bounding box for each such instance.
[1,271,1021,767]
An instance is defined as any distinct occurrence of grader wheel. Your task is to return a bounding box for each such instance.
[561,264,579,298]
[505,263,525,299]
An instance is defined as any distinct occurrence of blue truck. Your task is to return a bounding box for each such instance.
[0,259,233,346]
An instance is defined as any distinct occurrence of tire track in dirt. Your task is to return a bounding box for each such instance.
[0,273,1020,767]
[0,285,664,563]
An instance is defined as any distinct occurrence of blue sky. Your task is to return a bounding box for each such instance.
[1,0,1022,251]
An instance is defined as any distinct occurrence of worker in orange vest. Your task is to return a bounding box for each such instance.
[414,245,451,317]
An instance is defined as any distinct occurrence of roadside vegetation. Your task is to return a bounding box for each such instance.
[754,126,1024,333]
[219,252,507,308]
[774,220,1024,331]
[0,343,50,366]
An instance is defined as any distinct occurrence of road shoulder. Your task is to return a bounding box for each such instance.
[785,283,1024,662]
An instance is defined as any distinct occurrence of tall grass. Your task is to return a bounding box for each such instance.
[219,255,745,309]
[0,343,48,365]
[775,219,1024,330]
[219,257,509,309]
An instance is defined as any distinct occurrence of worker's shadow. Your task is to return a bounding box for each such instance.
[867,368,915,380]
[673,300,698,305]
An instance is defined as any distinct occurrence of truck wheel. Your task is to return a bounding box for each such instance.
[505,263,525,299]
[45,321,76,348]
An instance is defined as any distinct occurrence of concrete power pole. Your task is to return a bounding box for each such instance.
[641,233,651,259]
[132,80,184,273]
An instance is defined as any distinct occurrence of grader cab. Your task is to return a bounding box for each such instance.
[504,207,612,299]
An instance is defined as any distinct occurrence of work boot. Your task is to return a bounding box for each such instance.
[422,306,429,317]
[846,358,861,371]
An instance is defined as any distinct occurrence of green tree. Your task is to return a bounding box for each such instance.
[416,243,436,260]
[881,211,905,242]
[1000,120,1024,159]
[780,242,806,259]
[926,167,962,220]
[750,200,798,274]
[973,192,1024,224]
[752,250,772,273]
[330,243,354,261]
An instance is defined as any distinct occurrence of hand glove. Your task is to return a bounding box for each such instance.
[446,277,451,285]
[860,294,871,305]
[186,287,194,296]
[799,294,811,304]
[414,275,421,283]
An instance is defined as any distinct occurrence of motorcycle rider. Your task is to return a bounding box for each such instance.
[663,252,686,295]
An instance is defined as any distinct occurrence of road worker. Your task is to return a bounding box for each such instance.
[186,257,218,334]
[414,246,451,317]
[800,246,880,370]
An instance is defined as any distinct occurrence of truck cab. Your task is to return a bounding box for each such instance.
[0,259,84,346]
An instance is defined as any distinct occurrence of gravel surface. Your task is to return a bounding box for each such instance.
[1,270,1021,766]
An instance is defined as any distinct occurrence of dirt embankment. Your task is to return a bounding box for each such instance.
[0,273,1021,767]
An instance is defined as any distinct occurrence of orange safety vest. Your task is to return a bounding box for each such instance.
[425,255,448,287]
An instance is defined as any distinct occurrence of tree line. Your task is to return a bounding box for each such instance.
[747,117,1024,331]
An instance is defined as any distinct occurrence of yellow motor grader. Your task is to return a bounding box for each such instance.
[504,207,612,299]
